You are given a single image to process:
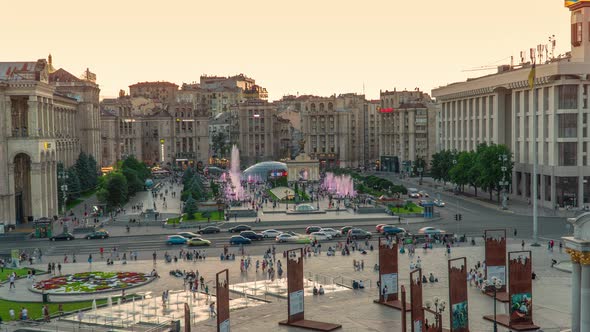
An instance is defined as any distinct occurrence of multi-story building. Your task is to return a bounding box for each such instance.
[300,93,366,168]
[378,89,436,173]
[363,100,380,169]
[129,81,178,104]
[432,2,590,208]
[0,57,100,225]
[230,99,290,165]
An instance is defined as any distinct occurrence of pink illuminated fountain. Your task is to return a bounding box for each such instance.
[226,145,245,201]
[322,172,356,197]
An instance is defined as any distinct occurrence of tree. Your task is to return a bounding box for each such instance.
[87,154,99,188]
[122,168,144,195]
[66,167,81,201]
[476,144,513,201]
[430,150,455,184]
[75,152,91,191]
[211,132,229,158]
[183,194,199,218]
[103,172,128,208]
[121,156,150,182]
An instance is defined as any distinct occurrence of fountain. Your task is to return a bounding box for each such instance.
[322,172,355,197]
[227,145,245,201]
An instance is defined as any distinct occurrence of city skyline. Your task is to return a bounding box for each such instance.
[2,0,570,100]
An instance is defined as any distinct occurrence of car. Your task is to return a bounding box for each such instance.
[276,233,311,244]
[376,224,388,233]
[50,232,75,241]
[229,225,252,233]
[240,231,263,241]
[418,227,446,235]
[347,228,372,240]
[262,229,282,238]
[418,199,429,207]
[177,232,199,239]
[229,235,252,245]
[340,226,353,235]
[381,226,406,236]
[166,235,188,245]
[187,237,211,246]
[310,231,331,241]
[408,188,420,198]
[305,226,322,234]
[320,228,341,238]
[433,199,446,207]
[198,226,221,234]
[418,191,429,198]
[85,230,109,240]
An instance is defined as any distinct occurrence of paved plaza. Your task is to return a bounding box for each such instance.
[0,238,573,331]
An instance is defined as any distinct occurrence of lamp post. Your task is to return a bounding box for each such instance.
[482,277,503,332]
[424,296,446,331]
[417,167,424,185]
[285,189,289,210]
[58,171,69,218]
[499,154,509,210]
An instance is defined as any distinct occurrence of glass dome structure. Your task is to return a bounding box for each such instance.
[242,161,288,181]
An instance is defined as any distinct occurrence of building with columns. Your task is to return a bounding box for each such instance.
[432,1,590,209]
[0,58,100,225]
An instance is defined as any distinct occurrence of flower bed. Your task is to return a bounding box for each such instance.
[32,272,153,294]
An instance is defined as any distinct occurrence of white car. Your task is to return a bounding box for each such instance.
[262,229,282,238]
[276,233,298,243]
[418,227,446,235]
[320,228,341,238]
[310,231,332,241]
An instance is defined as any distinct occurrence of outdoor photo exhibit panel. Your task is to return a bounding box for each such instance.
[216,269,230,332]
[410,269,424,332]
[448,257,469,332]
[279,248,341,331]
[507,251,538,330]
[375,236,407,310]
[484,229,507,292]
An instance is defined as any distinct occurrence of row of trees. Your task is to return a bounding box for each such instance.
[57,152,99,211]
[430,144,513,201]
[96,156,150,209]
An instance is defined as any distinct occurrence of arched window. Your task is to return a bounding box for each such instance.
[311,103,316,112]
[319,103,325,112]
[328,102,333,111]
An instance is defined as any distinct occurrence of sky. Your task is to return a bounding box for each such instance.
[1,0,571,100]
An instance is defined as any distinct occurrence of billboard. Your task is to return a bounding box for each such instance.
[565,0,590,7]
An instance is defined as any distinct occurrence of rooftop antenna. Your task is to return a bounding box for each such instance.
[520,51,526,64]
[537,44,545,63]
[549,35,557,59]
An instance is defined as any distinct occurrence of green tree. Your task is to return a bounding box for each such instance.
[121,156,150,181]
[183,194,199,218]
[104,172,128,208]
[211,132,229,158]
[450,151,473,192]
[87,154,99,188]
[66,167,81,201]
[122,168,144,195]
[430,150,455,184]
[75,152,91,191]
[476,144,513,201]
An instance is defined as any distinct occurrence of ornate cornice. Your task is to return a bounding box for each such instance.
[566,248,590,265]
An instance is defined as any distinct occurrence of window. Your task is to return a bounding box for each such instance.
[558,142,577,166]
[558,85,578,109]
[572,22,582,47]
[559,113,578,138]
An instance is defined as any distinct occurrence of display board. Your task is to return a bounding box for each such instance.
[448,257,469,332]
[410,269,424,332]
[216,269,230,332]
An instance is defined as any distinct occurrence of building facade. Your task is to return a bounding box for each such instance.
[0,58,100,225]
[432,1,590,208]
[129,81,178,104]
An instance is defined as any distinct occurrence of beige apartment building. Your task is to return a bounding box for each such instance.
[432,2,590,208]
[230,99,290,165]
[377,90,437,173]
[129,81,179,104]
[0,57,100,225]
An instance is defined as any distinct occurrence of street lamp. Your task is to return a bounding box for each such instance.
[417,167,424,185]
[58,171,69,218]
[285,189,289,210]
[499,154,509,210]
[424,296,446,330]
[482,277,503,332]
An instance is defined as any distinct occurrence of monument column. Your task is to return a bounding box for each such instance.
[568,250,582,332]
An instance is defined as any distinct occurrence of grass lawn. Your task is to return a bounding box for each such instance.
[0,268,42,281]
[167,211,224,224]
[0,298,109,321]
[388,202,424,214]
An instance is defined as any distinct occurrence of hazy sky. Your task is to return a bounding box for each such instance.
[2,0,570,100]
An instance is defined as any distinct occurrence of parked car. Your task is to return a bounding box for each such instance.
[381,226,406,236]
[166,235,188,245]
[340,226,353,235]
[177,232,199,239]
[418,227,446,235]
[50,232,75,241]
[187,237,211,246]
[320,228,340,238]
[276,233,311,244]
[229,235,252,245]
[262,229,282,238]
[84,230,109,240]
[228,225,252,233]
[408,188,420,198]
[376,224,388,233]
[240,231,263,241]
[310,231,331,241]
[198,226,221,234]
[305,226,322,234]
[347,228,372,240]
[418,191,429,198]
[433,199,446,207]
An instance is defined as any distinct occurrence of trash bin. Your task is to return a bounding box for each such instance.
[42,293,49,303]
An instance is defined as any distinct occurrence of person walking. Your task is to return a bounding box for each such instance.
[43,305,50,322]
